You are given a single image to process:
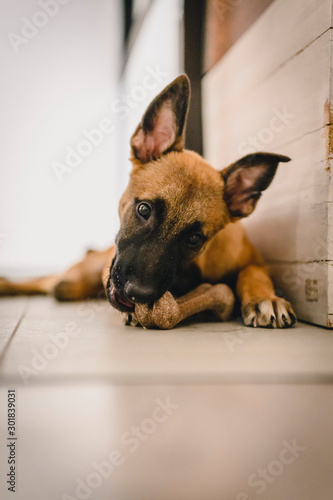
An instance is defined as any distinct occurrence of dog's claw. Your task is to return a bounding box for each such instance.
[289,312,296,326]
[123,312,140,327]
[251,317,257,328]
[242,297,296,329]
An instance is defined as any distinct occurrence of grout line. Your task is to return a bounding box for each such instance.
[1,372,333,387]
[263,27,332,82]
[268,259,333,265]
[269,123,332,152]
[0,299,30,366]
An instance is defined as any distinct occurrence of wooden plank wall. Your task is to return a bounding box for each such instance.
[203,0,333,327]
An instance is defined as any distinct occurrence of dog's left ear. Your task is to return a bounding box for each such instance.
[221,153,291,219]
[130,74,190,163]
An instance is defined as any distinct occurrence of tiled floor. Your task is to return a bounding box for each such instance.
[0,296,333,500]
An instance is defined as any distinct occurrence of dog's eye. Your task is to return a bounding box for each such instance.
[187,233,203,248]
[137,202,151,220]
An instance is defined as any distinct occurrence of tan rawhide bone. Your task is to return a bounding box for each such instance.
[135,283,235,329]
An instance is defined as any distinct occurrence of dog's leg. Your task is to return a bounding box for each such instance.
[236,264,296,328]
[0,275,59,296]
[54,246,115,301]
[0,246,115,301]
[135,283,235,329]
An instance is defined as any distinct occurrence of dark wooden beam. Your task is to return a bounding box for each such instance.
[184,0,206,155]
[204,0,275,72]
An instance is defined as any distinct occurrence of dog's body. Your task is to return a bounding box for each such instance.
[0,75,296,329]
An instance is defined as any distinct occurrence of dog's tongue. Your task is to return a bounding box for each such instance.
[116,292,133,308]
[109,283,134,309]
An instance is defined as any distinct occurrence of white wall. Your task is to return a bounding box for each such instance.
[0,0,183,277]
[115,0,183,194]
[0,0,122,275]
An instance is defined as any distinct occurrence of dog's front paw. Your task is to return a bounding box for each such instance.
[242,298,296,328]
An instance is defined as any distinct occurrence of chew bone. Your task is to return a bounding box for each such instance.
[135,283,235,329]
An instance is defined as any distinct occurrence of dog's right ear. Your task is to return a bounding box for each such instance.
[130,75,190,163]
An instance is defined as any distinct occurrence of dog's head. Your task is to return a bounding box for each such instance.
[107,75,290,312]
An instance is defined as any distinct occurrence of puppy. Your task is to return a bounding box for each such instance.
[0,75,296,329]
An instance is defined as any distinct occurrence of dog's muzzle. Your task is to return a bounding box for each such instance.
[106,259,168,312]
[107,244,176,312]
[107,262,157,313]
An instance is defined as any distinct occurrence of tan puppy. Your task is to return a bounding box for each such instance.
[0,75,296,329]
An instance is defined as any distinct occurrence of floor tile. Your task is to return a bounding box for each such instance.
[0,297,332,385]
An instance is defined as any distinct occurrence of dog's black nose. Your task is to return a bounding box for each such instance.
[124,280,156,304]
